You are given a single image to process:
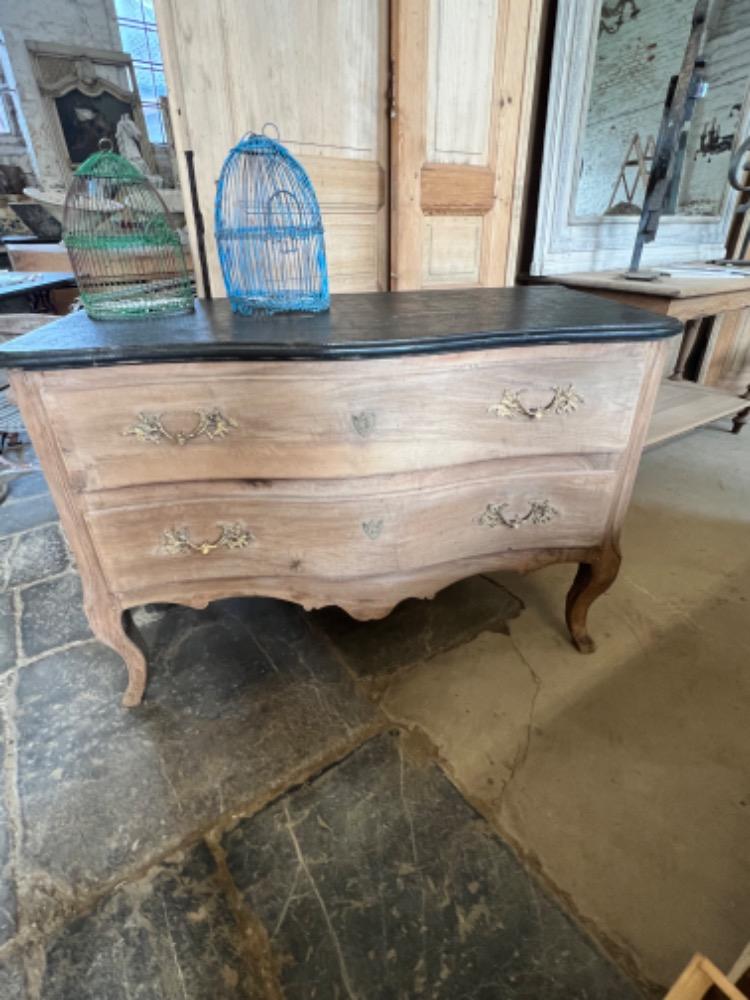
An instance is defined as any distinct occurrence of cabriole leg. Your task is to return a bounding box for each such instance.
[565,545,622,654]
[86,601,147,707]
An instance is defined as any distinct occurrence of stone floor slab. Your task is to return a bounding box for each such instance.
[4,471,49,503]
[0,952,26,998]
[384,429,750,987]
[19,572,90,659]
[0,714,17,947]
[0,493,58,539]
[223,732,641,999]
[0,591,15,674]
[15,598,378,929]
[4,524,69,590]
[38,842,263,1000]
[314,576,522,691]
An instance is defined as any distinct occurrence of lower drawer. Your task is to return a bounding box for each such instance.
[84,465,616,597]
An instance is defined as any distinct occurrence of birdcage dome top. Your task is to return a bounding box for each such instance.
[73,147,145,182]
[230,131,312,171]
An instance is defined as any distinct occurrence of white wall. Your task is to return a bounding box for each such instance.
[0,32,34,182]
[575,0,750,218]
[0,0,121,190]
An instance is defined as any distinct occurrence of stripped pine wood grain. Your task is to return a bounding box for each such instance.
[11,330,669,703]
[39,344,648,491]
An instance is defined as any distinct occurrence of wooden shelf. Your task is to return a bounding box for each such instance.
[665,953,748,1000]
[647,380,745,447]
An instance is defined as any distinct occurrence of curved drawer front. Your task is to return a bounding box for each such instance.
[41,346,647,492]
[84,466,616,598]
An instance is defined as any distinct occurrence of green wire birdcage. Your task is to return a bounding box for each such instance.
[63,142,193,320]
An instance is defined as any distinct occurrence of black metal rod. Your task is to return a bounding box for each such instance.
[185,149,212,299]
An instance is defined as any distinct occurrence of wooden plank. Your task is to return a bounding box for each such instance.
[304,158,385,214]
[7,243,71,273]
[154,0,388,297]
[646,380,746,447]
[558,286,673,316]
[702,307,750,392]
[391,0,543,290]
[420,164,495,215]
[664,290,750,323]
[504,0,545,285]
[556,280,750,322]
[551,269,750,300]
[702,309,745,385]
[10,369,147,706]
[390,0,429,290]
[152,0,206,296]
[665,954,749,1000]
[83,466,616,594]
[0,314,59,337]
[551,270,750,322]
[39,343,646,491]
[480,0,539,287]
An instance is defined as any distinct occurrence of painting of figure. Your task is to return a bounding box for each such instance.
[54,88,134,165]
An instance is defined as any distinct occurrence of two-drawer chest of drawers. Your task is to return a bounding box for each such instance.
[1,287,681,705]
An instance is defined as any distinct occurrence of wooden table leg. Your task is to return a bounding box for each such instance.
[565,544,622,653]
[669,318,701,381]
[86,601,147,707]
[731,384,750,434]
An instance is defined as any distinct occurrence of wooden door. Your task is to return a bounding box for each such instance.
[154,0,389,297]
[390,0,542,290]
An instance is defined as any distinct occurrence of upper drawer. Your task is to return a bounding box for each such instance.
[40,344,650,491]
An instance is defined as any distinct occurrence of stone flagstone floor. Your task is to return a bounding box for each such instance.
[0,463,646,999]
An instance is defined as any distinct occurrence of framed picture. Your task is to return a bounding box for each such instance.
[54,89,135,166]
[26,41,156,179]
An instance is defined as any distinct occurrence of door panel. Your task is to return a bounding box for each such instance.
[391,0,542,290]
[426,0,499,166]
[154,0,389,296]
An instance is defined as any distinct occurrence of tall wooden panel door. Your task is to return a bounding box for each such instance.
[154,0,389,296]
[390,0,542,290]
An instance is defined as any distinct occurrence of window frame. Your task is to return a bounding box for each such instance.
[114,0,167,145]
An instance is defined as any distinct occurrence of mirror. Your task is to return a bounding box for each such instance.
[574,0,750,220]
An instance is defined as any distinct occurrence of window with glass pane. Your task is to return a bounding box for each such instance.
[114,0,167,144]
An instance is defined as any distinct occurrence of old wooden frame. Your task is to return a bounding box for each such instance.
[25,40,157,178]
[531,0,749,275]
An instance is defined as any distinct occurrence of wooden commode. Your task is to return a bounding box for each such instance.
[0,287,681,705]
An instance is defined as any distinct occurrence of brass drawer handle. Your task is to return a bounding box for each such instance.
[162,522,253,556]
[480,500,558,530]
[488,385,583,421]
[125,408,237,445]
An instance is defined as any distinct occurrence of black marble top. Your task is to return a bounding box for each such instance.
[0,286,682,370]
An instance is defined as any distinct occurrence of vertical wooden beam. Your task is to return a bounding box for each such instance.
[390,0,429,290]
[480,0,538,286]
[503,0,545,285]
[152,0,205,297]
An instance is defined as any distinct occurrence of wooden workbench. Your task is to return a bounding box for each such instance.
[550,269,750,443]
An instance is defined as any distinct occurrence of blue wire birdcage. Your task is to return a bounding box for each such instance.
[215,132,329,315]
